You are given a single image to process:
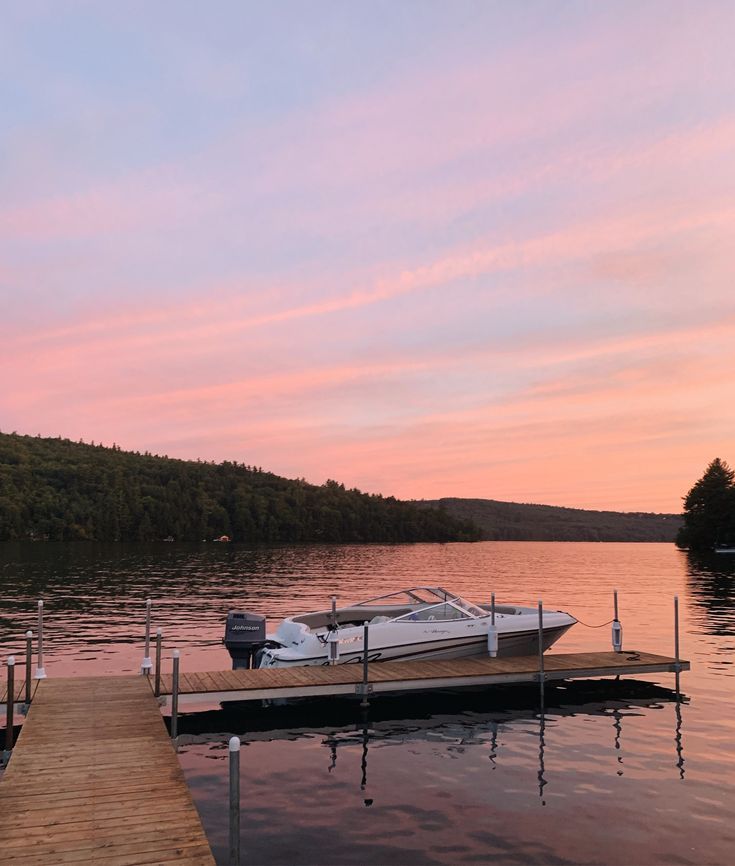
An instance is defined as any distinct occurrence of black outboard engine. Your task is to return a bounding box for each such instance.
[224,611,268,669]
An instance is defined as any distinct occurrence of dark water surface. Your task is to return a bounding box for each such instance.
[1,542,734,865]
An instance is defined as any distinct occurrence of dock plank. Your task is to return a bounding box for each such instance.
[0,676,215,865]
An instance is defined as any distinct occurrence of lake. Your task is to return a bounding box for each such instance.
[1,541,734,865]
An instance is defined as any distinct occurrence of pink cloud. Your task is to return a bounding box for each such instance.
[3,2,734,513]
[5,188,734,370]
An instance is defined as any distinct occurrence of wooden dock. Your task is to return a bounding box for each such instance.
[0,676,215,865]
[157,649,689,705]
[0,648,688,864]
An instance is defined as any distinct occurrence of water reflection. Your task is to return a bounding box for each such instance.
[537,711,547,804]
[4,542,724,866]
[675,697,685,780]
[1,541,733,674]
[686,551,735,637]
[359,710,371,805]
[171,678,687,793]
[612,706,623,774]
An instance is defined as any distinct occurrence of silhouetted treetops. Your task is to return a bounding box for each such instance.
[0,432,480,543]
[677,458,735,551]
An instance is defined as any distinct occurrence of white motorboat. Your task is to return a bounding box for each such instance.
[224,586,577,669]
[714,545,735,554]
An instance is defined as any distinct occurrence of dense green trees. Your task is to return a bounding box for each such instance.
[0,432,480,543]
[676,458,735,551]
[425,498,681,542]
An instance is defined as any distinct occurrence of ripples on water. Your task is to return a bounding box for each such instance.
[1,542,734,864]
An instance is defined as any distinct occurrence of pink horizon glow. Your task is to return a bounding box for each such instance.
[2,3,735,513]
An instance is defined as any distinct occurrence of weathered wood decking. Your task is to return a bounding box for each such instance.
[157,649,689,704]
[0,649,688,864]
[0,676,215,865]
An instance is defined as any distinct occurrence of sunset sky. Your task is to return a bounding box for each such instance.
[2,1,734,512]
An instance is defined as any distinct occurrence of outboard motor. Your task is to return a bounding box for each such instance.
[224,611,268,669]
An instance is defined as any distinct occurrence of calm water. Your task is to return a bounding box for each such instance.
[1,542,734,865]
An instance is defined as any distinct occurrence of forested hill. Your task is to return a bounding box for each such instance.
[0,433,480,543]
[421,498,681,542]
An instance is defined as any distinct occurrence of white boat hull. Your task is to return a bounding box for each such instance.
[255,623,574,668]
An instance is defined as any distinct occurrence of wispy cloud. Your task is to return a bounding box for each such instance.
[2,2,735,510]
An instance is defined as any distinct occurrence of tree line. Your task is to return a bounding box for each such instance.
[0,432,480,543]
[424,497,682,542]
[677,457,735,551]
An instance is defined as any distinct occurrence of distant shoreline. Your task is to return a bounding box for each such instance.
[421,497,681,543]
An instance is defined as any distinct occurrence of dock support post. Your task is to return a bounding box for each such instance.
[171,650,180,742]
[229,736,241,866]
[328,629,340,665]
[488,592,498,657]
[5,657,15,752]
[674,594,681,693]
[360,621,370,709]
[141,598,152,675]
[24,631,32,704]
[537,600,544,697]
[35,600,46,679]
[154,628,162,697]
[612,589,622,652]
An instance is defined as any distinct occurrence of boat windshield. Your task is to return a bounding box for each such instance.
[355,587,487,619]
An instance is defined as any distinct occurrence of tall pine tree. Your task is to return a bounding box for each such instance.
[677,458,735,551]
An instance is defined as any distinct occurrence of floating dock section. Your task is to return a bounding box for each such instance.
[156,649,688,705]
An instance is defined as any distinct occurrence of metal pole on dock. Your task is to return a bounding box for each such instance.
[5,657,15,752]
[141,598,152,675]
[35,600,46,679]
[328,630,340,665]
[171,650,180,742]
[330,595,338,631]
[25,631,32,704]
[537,600,545,696]
[612,589,622,652]
[154,628,162,697]
[361,621,370,709]
[488,592,498,657]
[229,736,241,866]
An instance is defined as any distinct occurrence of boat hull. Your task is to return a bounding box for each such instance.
[252,623,574,669]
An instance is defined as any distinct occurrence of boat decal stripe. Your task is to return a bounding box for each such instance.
[260,626,570,666]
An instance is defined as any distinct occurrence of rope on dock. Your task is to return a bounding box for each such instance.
[575,617,615,629]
